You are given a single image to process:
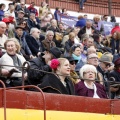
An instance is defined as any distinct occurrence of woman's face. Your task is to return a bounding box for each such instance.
[73,47,81,56]
[20,22,27,28]
[6,41,17,55]
[2,5,5,10]
[59,60,70,76]
[70,35,75,41]
[69,61,77,71]
[83,70,96,81]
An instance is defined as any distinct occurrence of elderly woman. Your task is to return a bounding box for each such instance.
[38,58,75,95]
[75,64,107,98]
[0,38,27,87]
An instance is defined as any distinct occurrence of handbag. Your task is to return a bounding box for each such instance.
[55,32,63,41]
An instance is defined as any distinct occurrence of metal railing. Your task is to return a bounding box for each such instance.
[25,0,120,17]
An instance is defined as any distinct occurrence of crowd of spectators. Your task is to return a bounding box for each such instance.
[0,0,120,99]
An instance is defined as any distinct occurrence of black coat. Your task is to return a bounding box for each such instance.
[78,26,99,39]
[27,18,40,30]
[108,70,120,98]
[110,37,120,54]
[25,35,45,56]
[97,65,109,92]
[28,55,52,85]
[38,73,75,95]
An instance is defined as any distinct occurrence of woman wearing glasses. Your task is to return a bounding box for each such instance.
[75,64,107,98]
[65,56,80,84]
[18,20,29,33]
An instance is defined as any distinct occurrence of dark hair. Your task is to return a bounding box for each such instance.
[110,16,116,22]
[62,8,66,13]
[69,44,81,55]
[55,7,59,11]
[0,3,5,9]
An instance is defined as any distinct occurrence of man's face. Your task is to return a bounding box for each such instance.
[100,62,111,71]
[32,30,40,39]
[43,52,54,63]
[47,32,54,41]
[0,23,6,35]
[87,57,99,67]
[16,28,23,36]
[86,22,92,29]
[87,39,93,47]
[18,12,24,18]
[30,14,35,20]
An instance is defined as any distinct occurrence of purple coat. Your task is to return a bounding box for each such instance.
[75,80,107,98]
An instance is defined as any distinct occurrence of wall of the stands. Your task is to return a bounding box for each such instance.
[25,0,120,17]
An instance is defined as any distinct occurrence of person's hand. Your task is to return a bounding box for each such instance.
[1,69,9,76]
[30,55,36,59]
[24,73,27,80]
[37,52,41,57]
[110,87,119,92]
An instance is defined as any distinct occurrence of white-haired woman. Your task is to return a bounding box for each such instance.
[75,64,107,98]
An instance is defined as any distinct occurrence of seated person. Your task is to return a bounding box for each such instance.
[75,64,107,98]
[109,58,120,99]
[38,58,75,95]
[70,44,85,72]
[28,47,62,85]
[65,56,80,84]
[0,38,27,87]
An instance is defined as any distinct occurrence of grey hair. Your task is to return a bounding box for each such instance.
[46,30,54,36]
[30,28,39,34]
[79,64,97,79]
[89,37,94,41]
[0,21,6,26]
[30,13,35,16]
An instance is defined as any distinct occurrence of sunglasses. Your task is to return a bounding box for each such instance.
[21,23,26,25]
[70,61,78,65]
[104,63,111,67]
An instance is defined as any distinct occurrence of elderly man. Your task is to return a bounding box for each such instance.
[86,53,104,86]
[16,10,26,25]
[27,13,40,30]
[87,47,96,55]
[0,22,7,52]
[97,54,113,95]
[14,26,34,60]
[78,20,98,39]
[28,47,62,85]
[42,30,56,51]
[25,28,45,57]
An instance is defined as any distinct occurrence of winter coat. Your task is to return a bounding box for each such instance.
[38,73,75,95]
[28,55,52,85]
[75,80,107,98]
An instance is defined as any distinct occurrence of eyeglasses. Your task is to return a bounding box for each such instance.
[70,61,78,65]
[89,57,98,59]
[84,71,95,74]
